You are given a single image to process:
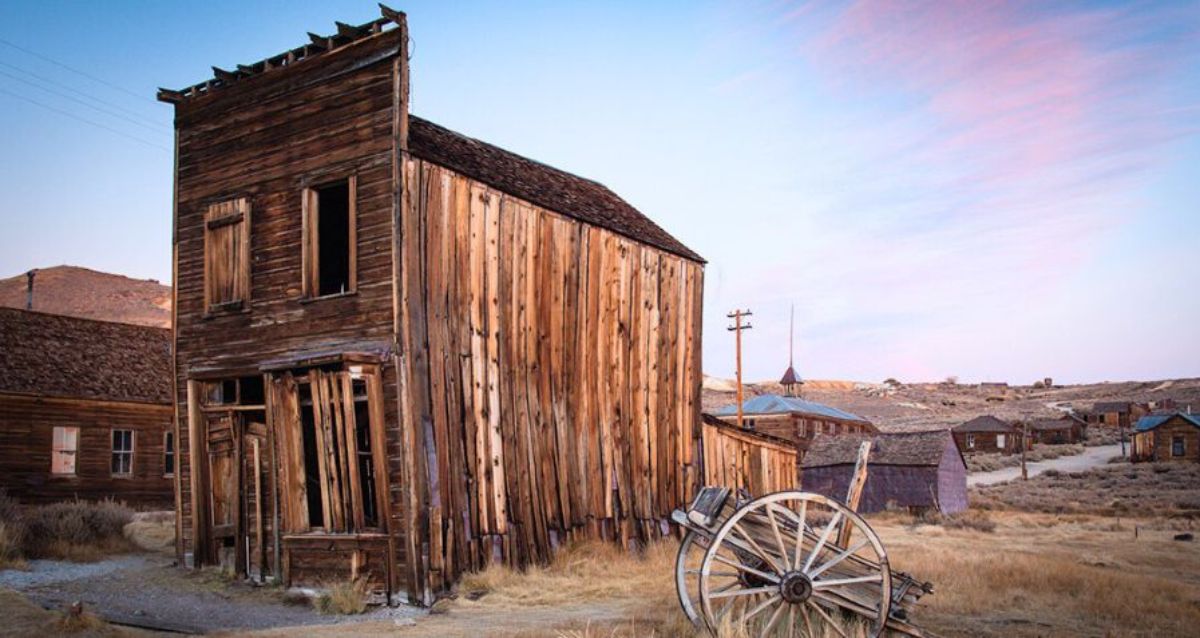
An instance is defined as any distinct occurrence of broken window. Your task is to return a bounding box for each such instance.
[204,198,251,311]
[286,369,384,534]
[966,434,976,449]
[112,429,134,476]
[51,426,78,475]
[164,431,176,476]
[302,177,356,298]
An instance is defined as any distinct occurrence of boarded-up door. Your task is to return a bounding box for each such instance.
[205,412,239,567]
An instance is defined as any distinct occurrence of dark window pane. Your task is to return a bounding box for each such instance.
[316,181,351,296]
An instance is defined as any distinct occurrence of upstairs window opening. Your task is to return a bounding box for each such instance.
[303,177,356,298]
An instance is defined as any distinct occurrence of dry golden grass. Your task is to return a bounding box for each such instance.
[316,577,371,615]
[0,588,138,637]
[0,522,28,570]
[242,510,1200,638]
[123,514,175,554]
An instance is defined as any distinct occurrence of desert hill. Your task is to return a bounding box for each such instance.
[703,375,1200,431]
[0,265,171,328]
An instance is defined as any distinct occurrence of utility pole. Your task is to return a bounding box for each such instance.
[1020,421,1029,480]
[727,309,753,428]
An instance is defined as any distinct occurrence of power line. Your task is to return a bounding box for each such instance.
[0,59,164,128]
[0,37,156,105]
[0,87,168,151]
[0,67,168,133]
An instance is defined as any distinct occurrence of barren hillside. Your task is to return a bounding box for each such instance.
[703,375,1200,431]
[0,265,170,328]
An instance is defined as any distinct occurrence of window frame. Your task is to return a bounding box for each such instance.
[1172,435,1185,457]
[163,430,176,477]
[301,175,357,300]
[51,426,80,476]
[203,197,252,313]
[111,428,135,478]
[996,433,1008,449]
[966,433,976,449]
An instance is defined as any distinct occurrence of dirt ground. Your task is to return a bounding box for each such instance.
[248,511,1200,637]
[3,509,1198,637]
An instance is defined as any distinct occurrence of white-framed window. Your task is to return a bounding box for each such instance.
[51,426,79,475]
[996,433,1008,449]
[111,429,135,476]
[163,431,176,477]
[966,433,976,449]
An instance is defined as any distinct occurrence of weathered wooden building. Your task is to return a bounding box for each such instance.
[952,415,1023,454]
[1132,413,1200,463]
[800,430,967,514]
[699,414,798,496]
[1028,413,1086,445]
[712,394,875,455]
[0,308,174,506]
[1086,401,1148,431]
[159,7,704,604]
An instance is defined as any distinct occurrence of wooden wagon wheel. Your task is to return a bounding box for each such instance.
[698,491,893,637]
[675,529,712,626]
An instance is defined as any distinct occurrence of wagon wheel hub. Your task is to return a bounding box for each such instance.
[779,571,813,604]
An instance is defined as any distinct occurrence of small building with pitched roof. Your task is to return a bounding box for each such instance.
[1132,412,1200,463]
[800,430,967,514]
[1028,413,1087,445]
[952,415,1023,454]
[713,394,876,455]
[0,308,174,506]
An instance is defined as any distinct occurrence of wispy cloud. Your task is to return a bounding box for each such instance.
[703,1,1200,382]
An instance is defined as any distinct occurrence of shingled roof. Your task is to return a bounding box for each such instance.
[953,415,1016,433]
[408,116,702,262]
[802,430,960,468]
[0,308,172,404]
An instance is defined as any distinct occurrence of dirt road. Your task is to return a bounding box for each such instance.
[968,444,1123,486]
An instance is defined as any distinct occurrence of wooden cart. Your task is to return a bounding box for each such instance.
[672,487,933,637]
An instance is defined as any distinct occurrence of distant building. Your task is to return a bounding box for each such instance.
[713,394,876,455]
[800,430,967,514]
[952,415,1023,454]
[0,308,174,506]
[1132,412,1200,463]
[1028,414,1087,445]
[1087,401,1149,430]
[978,382,1009,393]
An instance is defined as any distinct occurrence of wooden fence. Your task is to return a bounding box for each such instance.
[700,414,799,496]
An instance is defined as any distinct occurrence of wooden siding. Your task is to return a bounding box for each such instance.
[953,430,1020,455]
[0,393,173,506]
[393,158,704,598]
[700,419,798,497]
[171,30,405,568]
[800,439,967,515]
[1132,418,1200,463]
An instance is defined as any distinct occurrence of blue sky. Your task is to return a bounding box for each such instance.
[1,1,1197,384]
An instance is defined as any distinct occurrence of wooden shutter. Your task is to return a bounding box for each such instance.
[204,198,251,310]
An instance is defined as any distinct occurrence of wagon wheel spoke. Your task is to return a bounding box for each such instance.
[807,539,870,580]
[806,600,849,638]
[760,597,787,638]
[812,574,883,590]
[709,585,779,600]
[765,503,790,567]
[800,603,815,638]
[712,551,781,584]
[792,500,808,570]
[802,510,844,573]
[787,604,797,638]
[732,521,787,574]
[744,594,781,623]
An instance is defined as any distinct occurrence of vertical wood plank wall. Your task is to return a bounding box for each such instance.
[700,418,799,498]
[396,158,705,595]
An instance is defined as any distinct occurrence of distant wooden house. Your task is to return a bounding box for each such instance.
[712,394,876,455]
[978,382,1009,393]
[800,430,967,514]
[952,415,1023,454]
[1132,413,1200,463]
[1086,401,1149,430]
[1028,413,1087,445]
[158,7,704,603]
[700,414,798,496]
[0,308,174,506]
